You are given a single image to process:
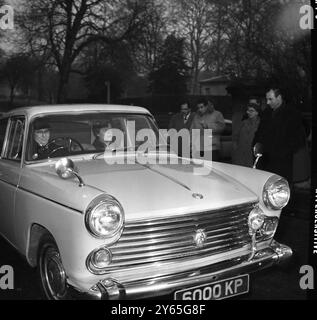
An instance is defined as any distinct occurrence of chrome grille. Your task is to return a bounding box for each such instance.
[108,202,255,270]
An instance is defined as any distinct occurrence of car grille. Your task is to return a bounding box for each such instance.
[108,202,256,270]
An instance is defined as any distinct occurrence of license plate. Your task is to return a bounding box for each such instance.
[174,274,249,300]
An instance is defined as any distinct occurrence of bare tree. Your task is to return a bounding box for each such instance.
[202,1,232,76]
[0,54,36,105]
[19,0,148,102]
[132,0,168,75]
[172,0,217,94]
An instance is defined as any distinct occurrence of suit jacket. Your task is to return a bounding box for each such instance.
[168,112,195,131]
[168,112,195,157]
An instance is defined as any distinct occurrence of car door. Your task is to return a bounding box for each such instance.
[0,116,25,245]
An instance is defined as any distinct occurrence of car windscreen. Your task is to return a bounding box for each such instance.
[26,112,163,161]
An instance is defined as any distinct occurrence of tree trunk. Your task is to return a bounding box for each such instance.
[9,85,15,106]
[57,70,70,103]
[37,69,44,101]
[191,70,199,95]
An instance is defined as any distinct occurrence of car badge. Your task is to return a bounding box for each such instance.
[192,193,203,199]
[194,229,207,248]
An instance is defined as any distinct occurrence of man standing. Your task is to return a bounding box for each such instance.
[254,88,306,183]
[168,101,195,157]
[168,101,195,131]
[191,98,225,161]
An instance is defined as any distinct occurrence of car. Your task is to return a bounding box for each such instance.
[0,104,292,300]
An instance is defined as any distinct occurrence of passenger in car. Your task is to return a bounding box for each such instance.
[92,121,115,151]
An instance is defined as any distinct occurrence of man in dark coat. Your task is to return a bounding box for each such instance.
[168,101,195,157]
[168,101,195,131]
[253,88,306,183]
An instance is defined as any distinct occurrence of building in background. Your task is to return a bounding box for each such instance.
[198,75,231,96]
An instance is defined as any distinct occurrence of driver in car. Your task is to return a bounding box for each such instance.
[31,119,63,160]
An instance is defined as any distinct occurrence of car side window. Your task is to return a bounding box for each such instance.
[0,118,9,156]
[3,117,25,161]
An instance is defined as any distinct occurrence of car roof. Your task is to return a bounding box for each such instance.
[2,104,151,118]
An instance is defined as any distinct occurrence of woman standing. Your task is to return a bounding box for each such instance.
[232,103,261,167]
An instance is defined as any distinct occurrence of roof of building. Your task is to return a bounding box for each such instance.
[199,75,231,84]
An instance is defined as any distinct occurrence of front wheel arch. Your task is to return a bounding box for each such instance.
[37,233,71,300]
[27,224,52,267]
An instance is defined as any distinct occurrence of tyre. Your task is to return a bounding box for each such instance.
[37,234,70,300]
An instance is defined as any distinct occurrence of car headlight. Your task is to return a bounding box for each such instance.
[85,195,124,239]
[263,175,290,210]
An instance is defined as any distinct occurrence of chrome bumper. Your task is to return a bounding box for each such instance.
[69,240,292,300]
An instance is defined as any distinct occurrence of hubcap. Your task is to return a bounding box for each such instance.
[42,247,67,299]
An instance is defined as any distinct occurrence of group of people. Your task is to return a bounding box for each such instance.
[234,88,309,185]
[168,98,225,161]
[169,88,310,185]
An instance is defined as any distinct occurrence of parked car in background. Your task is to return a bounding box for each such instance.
[0,104,292,300]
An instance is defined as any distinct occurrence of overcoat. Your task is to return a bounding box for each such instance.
[254,103,306,183]
[233,117,260,167]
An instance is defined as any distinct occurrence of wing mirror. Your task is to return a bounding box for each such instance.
[253,143,263,169]
[55,158,85,187]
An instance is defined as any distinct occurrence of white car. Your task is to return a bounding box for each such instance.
[0,104,292,300]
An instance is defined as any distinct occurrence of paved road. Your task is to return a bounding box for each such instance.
[0,190,311,300]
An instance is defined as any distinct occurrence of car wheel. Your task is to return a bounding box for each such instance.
[37,234,70,300]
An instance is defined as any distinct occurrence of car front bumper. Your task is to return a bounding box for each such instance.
[68,240,292,300]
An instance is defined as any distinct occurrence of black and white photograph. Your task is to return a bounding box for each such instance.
[0,0,315,309]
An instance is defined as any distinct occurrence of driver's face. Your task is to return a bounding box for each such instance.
[34,128,50,146]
